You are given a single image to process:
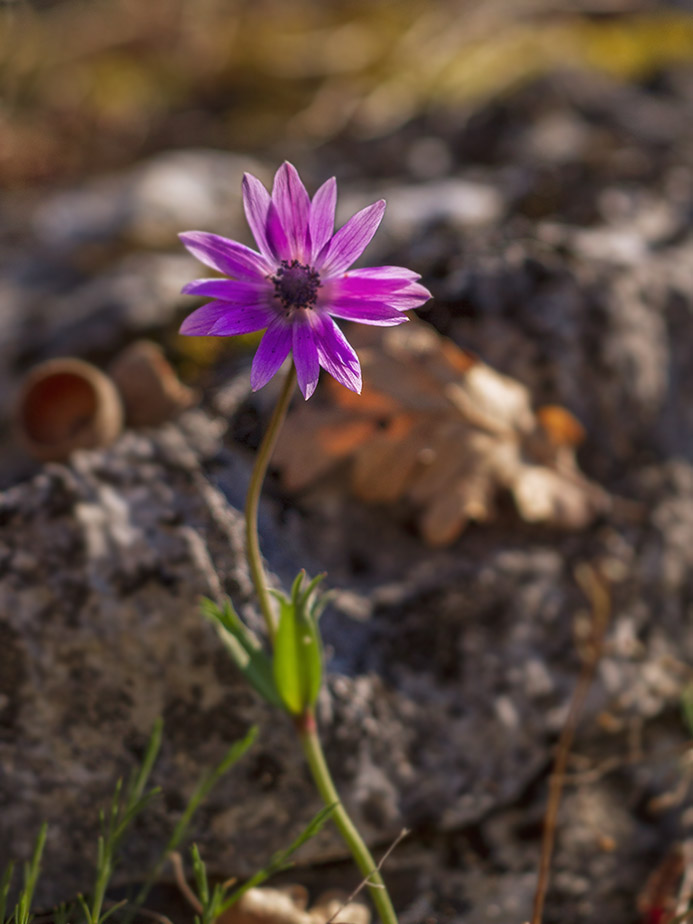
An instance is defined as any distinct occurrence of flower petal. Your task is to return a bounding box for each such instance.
[265,200,291,262]
[292,321,320,399]
[179,231,271,279]
[328,297,410,327]
[180,300,273,336]
[309,177,337,261]
[324,274,420,303]
[313,315,362,394]
[316,199,386,276]
[242,172,275,261]
[272,162,311,260]
[340,265,421,282]
[324,277,431,310]
[181,278,269,302]
[250,317,292,390]
[381,281,432,310]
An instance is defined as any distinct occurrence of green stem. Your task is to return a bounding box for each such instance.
[297,711,399,924]
[245,367,398,923]
[244,365,296,643]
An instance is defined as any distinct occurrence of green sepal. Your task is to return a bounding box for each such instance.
[200,597,283,709]
[271,571,324,716]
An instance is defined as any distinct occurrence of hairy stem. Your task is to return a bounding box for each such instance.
[244,365,296,642]
[297,711,399,924]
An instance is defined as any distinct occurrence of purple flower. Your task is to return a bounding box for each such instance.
[179,162,431,399]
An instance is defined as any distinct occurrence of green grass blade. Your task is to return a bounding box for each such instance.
[191,845,208,907]
[126,719,163,806]
[13,824,47,924]
[130,726,257,914]
[0,862,14,924]
[96,899,127,924]
[219,804,336,913]
[165,725,258,855]
[77,893,92,924]
[51,901,74,924]
[88,722,165,924]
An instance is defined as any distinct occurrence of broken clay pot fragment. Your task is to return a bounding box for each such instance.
[15,357,124,462]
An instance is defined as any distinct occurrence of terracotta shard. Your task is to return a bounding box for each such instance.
[15,357,124,462]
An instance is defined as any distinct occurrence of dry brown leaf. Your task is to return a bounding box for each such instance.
[274,320,609,547]
[217,885,370,924]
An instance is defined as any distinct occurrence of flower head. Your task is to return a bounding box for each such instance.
[179,162,431,399]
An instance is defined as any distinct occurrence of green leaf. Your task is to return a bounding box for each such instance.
[299,573,326,608]
[201,598,282,708]
[272,574,323,716]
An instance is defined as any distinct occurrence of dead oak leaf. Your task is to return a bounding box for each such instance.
[274,320,609,547]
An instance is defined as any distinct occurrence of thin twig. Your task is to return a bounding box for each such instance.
[323,830,410,924]
[562,719,646,786]
[530,564,610,924]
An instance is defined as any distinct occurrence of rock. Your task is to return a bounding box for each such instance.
[2,408,692,914]
[418,201,693,467]
[0,251,193,454]
[0,149,269,447]
[33,150,266,249]
[2,408,528,901]
[337,178,503,260]
[108,339,197,427]
[3,62,693,922]
[0,411,275,903]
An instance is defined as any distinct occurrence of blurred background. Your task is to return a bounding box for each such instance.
[3,0,693,479]
[3,0,693,184]
[4,4,693,923]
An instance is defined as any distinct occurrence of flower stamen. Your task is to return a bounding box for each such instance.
[271,260,320,314]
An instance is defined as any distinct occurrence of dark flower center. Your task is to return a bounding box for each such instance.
[271,260,320,313]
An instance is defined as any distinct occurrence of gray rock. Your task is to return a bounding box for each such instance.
[33,149,267,249]
[1,407,546,903]
[2,405,692,913]
[0,411,281,903]
[432,202,693,464]
[339,178,504,259]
